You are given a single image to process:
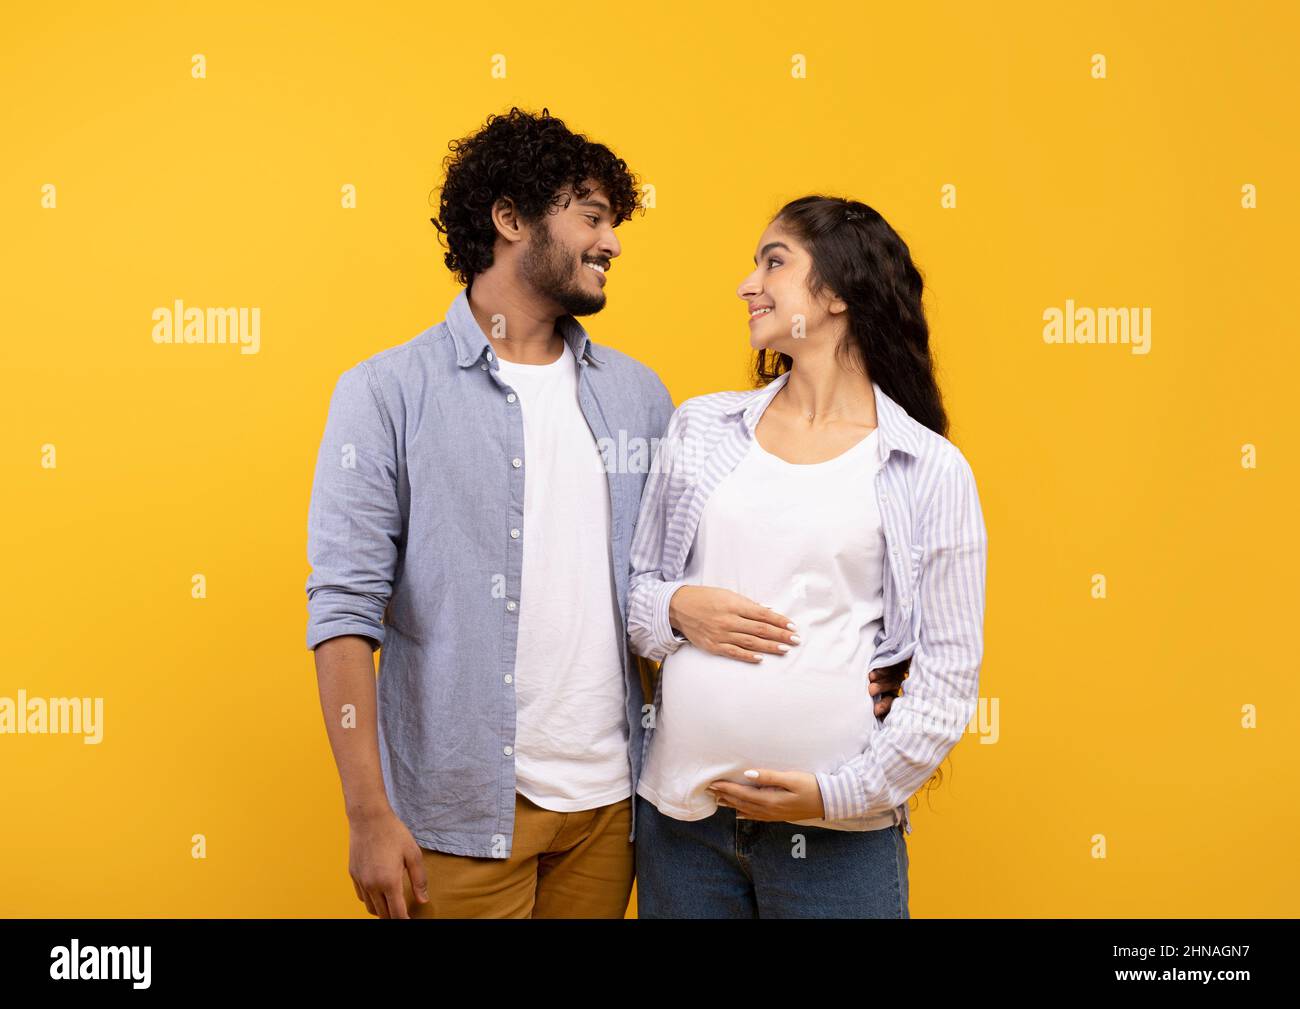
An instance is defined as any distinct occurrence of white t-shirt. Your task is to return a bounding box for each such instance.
[636,425,901,831]
[493,341,630,811]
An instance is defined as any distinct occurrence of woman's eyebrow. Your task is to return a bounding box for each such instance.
[754,241,792,264]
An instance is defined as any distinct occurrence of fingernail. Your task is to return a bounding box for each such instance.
[777,643,790,652]
[790,635,802,644]
[744,769,759,779]
[786,623,797,630]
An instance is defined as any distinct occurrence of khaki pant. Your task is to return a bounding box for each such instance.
[401,791,634,918]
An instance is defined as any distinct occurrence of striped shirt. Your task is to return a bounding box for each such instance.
[626,369,988,832]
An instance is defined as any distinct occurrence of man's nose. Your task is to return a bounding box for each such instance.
[597,228,620,260]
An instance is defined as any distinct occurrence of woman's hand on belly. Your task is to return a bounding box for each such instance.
[707,768,825,822]
[668,586,801,663]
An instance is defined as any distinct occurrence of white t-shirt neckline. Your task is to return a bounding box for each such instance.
[492,340,571,374]
[751,426,879,471]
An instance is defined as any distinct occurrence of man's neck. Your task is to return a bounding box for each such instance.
[466,274,566,365]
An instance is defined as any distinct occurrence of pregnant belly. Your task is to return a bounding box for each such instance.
[658,643,874,776]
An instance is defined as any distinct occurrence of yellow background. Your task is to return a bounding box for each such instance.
[2,0,1297,917]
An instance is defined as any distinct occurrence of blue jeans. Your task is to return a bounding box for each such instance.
[634,794,910,918]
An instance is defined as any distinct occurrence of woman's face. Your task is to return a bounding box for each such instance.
[736,218,844,355]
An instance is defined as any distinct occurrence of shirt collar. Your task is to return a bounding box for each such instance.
[444,287,604,368]
[724,369,925,459]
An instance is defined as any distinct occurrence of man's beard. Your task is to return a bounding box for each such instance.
[519,220,606,317]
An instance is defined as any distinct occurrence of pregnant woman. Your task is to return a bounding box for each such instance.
[626,195,988,918]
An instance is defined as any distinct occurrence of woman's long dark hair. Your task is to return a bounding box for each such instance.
[753,195,949,440]
[754,195,954,805]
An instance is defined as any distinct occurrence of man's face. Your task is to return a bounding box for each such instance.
[518,181,621,317]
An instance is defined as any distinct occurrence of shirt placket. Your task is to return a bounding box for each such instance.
[572,357,642,826]
[873,458,914,835]
[480,347,527,851]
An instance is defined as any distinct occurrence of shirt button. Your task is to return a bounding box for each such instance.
[503,745,512,756]
[486,351,494,361]
[504,674,513,684]
[506,600,517,611]
[507,393,516,403]
[511,458,522,468]
[510,528,520,539]
[480,362,488,371]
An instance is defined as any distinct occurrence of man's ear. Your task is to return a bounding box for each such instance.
[491,197,524,245]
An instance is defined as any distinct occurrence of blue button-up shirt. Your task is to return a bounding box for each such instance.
[626,370,989,835]
[305,289,674,857]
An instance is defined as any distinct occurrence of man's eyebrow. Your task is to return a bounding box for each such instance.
[753,241,792,264]
[577,197,612,214]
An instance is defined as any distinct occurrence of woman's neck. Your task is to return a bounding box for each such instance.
[778,354,876,428]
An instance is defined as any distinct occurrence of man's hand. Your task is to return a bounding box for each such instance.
[870,658,909,718]
[347,807,429,919]
[707,769,825,822]
[667,586,799,663]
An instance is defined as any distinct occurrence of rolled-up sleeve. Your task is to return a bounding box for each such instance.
[627,405,691,663]
[305,363,402,652]
[815,451,988,821]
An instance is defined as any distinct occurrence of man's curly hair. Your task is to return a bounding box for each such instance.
[430,107,642,287]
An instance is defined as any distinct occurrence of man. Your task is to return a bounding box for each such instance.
[304,107,905,918]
